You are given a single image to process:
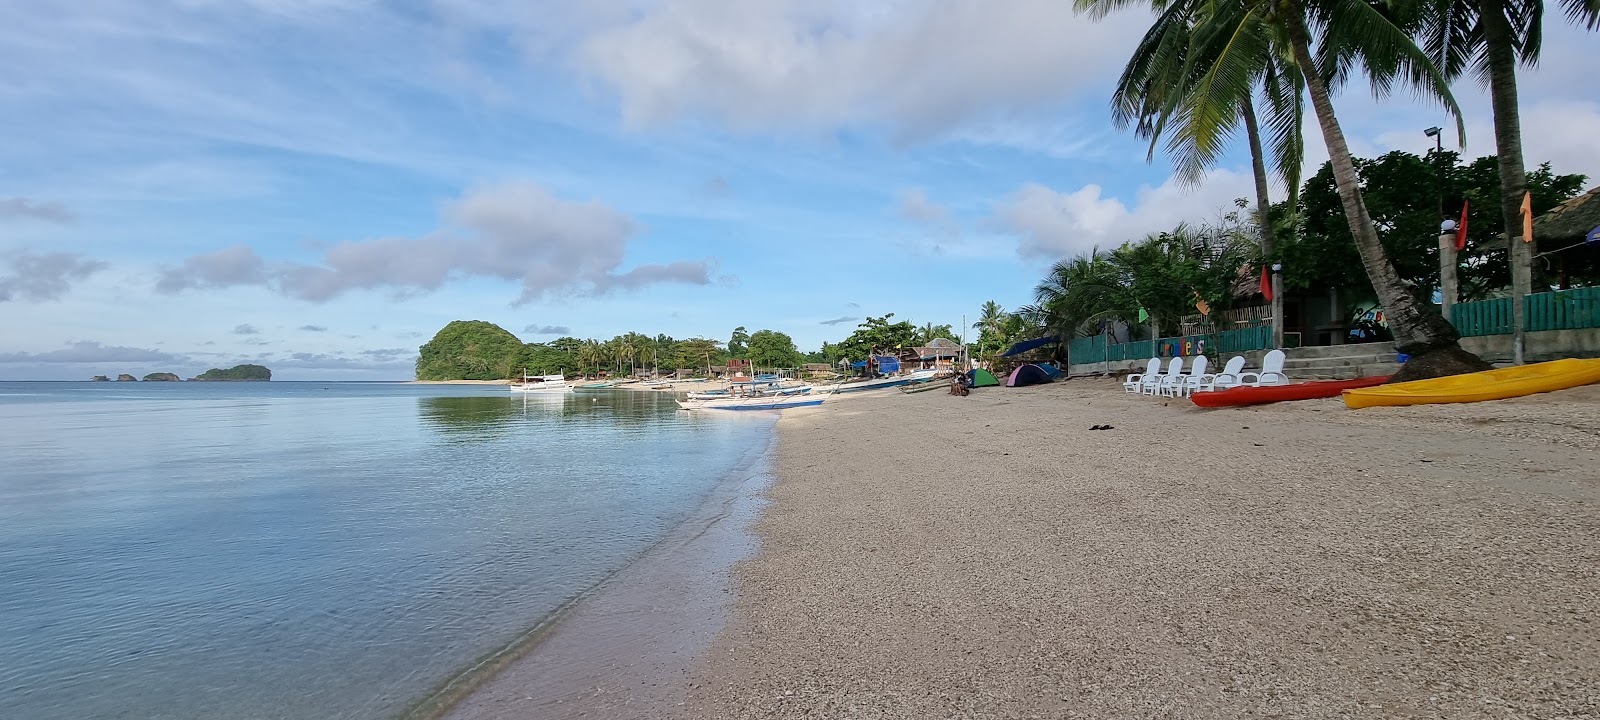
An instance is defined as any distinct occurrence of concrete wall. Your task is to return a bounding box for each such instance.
[1459,327,1600,363]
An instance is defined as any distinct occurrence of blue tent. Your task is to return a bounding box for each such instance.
[873,355,900,373]
[1034,362,1063,379]
[1005,363,1053,387]
[1001,335,1059,357]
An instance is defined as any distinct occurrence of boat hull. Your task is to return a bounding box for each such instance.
[676,396,826,411]
[831,370,939,393]
[1191,375,1390,407]
[1342,358,1600,408]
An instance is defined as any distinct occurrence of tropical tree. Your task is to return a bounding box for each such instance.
[1089,0,1491,379]
[727,326,750,358]
[1080,0,1304,347]
[1420,0,1600,362]
[973,301,1009,356]
[747,329,803,369]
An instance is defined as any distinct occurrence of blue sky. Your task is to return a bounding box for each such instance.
[2,0,1597,380]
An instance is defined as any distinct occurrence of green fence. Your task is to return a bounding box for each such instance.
[1068,288,1599,366]
[1450,287,1600,337]
[1068,325,1272,365]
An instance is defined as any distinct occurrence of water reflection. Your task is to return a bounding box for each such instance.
[417,391,686,441]
[418,395,524,441]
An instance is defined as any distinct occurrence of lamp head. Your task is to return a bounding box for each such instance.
[1440,219,1458,233]
[1270,263,1282,272]
[1424,126,1442,138]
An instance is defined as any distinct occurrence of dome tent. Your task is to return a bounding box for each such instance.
[966,368,1000,387]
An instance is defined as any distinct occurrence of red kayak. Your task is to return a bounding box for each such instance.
[1189,375,1391,407]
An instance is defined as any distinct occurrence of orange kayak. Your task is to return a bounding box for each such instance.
[1190,375,1391,407]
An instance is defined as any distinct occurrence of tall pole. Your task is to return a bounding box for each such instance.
[1438,224,1458,322]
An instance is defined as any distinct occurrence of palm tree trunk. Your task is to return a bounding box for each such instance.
[1481,0,1531,364]
[1240,95,1284,349]
[1282,6,1486,380]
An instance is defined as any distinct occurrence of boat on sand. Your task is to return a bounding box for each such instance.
[1342,358,1600,408]
[1190,375,1389,407]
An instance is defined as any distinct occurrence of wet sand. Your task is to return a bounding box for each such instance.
[685,380,1600,718]
[430,429,775,720]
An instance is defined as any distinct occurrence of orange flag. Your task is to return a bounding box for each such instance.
[1260,265,1274,301]
[1194,291,1211,316]
[1454,200,1469,250]
[1521,191,1533,242]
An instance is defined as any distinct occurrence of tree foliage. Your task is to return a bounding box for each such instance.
[193,364,272,381]
[1282,151,1587,298]
[415,320,526,380]
[746,329,802,369]
[829,314,920,362]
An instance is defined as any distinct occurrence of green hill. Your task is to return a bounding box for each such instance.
[415,320,525,381]
[192,364,272,381]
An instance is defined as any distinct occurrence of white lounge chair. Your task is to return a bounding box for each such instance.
[1199,355,1247,392]
[1176,354,1211,397]
[1239,349,1289,386]
[1152,357,1187,396]
[1141,357,1179,395]
[1123,358,1160,394]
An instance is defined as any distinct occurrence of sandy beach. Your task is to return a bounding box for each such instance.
[681,380,1600,718]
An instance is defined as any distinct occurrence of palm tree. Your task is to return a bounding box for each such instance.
[1421,0,1599,363]
[1090,0,1490,379]
[1081,0,1304,349]
[1033,251,1137,342]
[973,300,1007,356]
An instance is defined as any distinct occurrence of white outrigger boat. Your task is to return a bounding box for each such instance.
[676,392,826,411]
[509,372,573,393]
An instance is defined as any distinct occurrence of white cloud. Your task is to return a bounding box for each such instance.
[819,315,858,326]
[899,188,949,223]
[524,324,572,335]
[157,181,716,303]
[995,170,1254,258]
[0,251,107,302]
[234,324,260,335]
[573,0,1146,135]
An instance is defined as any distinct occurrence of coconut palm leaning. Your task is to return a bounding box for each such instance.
[1080,0,1305,349]
[1420,0,1600,364]
[1082,0,1491,380]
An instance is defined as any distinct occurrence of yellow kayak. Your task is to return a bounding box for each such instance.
[1342,357,1600,408]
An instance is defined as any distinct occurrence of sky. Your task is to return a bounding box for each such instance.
[2,0,1597,380]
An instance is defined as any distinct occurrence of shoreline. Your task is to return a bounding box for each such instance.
[685,379,1600,717]
[426,415,780,720]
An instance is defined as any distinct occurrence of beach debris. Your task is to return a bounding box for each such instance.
[1089,424,1115,431]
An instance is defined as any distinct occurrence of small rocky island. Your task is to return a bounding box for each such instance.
[143,373,181,382]
[191,364,272,381]
[90,375,110,382]
[117,374,137,382]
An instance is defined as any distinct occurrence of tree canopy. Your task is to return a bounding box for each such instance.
[415,320,526,381]
[746,329,802,369]
[193,364,272,381]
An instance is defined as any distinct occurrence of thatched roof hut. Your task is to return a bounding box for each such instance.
[1535,185,1600,241]
[912,337,964,359]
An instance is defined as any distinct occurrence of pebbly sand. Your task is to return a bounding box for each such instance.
[683,379,1600,718]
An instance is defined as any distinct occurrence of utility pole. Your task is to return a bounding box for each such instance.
[1438,219,1458,322]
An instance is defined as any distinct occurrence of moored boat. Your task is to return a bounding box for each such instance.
[1342,358,1600,408]
[829,369,940,393]
[1190,375,1390,407]
[510,373,573,393]
[676,393,826,411]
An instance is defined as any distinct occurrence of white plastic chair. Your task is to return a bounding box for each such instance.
[1151,357,1186,396]
[1123,358,1160,394]
[1199,355,1247,392]
[1239,349,1289,386]
[1177,354,1211,397]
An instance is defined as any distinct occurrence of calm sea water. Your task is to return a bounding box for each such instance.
[0,382,775,720]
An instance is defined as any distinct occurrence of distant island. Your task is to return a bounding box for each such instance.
[144,373,181,382]
[191,364,272,381]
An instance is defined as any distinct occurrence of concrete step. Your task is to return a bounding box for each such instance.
[1292,362,1401,380]
[1282,353,1397,369]
[1283,342,1396,360]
